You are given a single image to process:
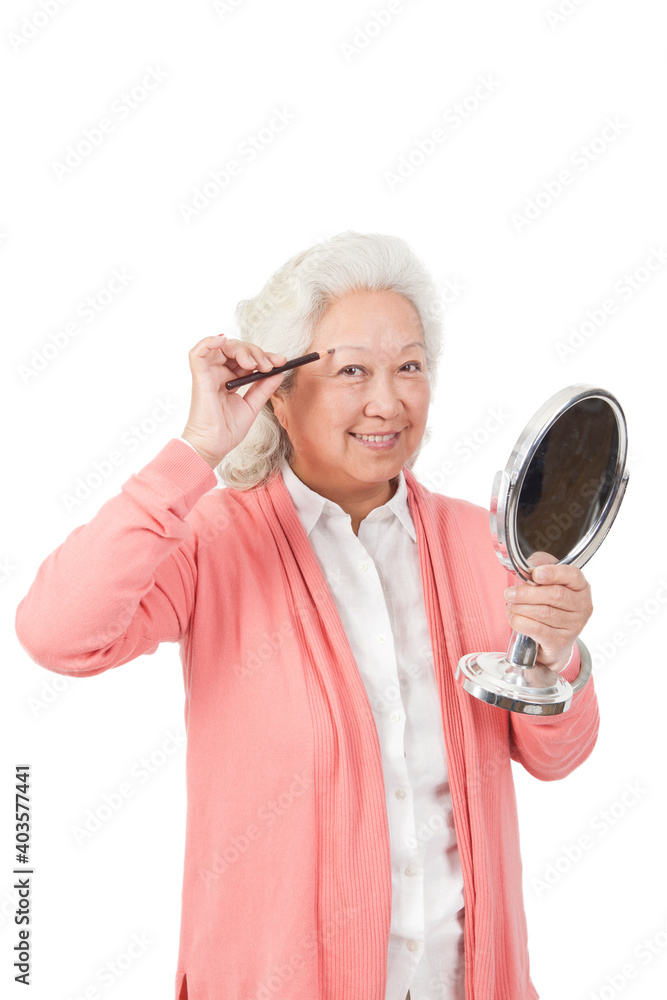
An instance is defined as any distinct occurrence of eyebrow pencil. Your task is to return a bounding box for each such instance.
[225,349,336,390]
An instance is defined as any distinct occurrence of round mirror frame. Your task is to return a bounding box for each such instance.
[490,384,629,585]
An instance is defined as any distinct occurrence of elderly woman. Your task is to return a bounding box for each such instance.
[15,232,598,1000]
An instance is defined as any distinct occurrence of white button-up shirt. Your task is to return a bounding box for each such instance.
[279,459,465,1000]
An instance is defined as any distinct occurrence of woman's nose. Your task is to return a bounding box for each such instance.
[362,376,403,418]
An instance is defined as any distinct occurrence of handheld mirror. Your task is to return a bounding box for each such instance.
[455,384,629,716]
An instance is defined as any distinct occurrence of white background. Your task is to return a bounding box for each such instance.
[2,1,665,998]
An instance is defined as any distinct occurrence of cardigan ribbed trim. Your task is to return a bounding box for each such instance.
[257,462,536,999]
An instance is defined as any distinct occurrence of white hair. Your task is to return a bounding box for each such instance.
[218,230,445,490]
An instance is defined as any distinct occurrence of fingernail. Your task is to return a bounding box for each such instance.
[533,567,548,582]
[217,334,226,338]
[504,588,516,600]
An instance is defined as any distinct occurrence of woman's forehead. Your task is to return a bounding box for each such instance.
[309,292,426,354]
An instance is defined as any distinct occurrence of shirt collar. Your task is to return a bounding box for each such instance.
[279,459,416,542]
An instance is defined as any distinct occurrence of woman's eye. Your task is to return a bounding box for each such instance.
[338,363,422,376]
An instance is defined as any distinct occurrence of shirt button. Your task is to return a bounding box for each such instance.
[395,789,407,799]
[407,940,420,952]
[377,634,386,644]
[404,865,417,877]
[390,711,400,723]
[359,561,368,572]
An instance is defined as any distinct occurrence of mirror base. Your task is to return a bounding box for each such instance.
[455,652,573,716]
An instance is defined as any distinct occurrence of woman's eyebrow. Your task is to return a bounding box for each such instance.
[333,341,424,352]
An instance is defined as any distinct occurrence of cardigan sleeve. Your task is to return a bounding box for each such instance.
[508,641,601,780]
[14,438,218,678]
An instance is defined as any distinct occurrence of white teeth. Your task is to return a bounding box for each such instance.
[353,433,397,442]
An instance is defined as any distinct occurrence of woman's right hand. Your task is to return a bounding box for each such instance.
[181,336,287,469]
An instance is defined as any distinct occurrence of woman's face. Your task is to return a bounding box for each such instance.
[270,288,430,496]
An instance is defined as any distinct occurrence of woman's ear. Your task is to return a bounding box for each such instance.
[270,391,287,432]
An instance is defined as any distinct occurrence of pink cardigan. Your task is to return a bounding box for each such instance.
[15,438,599,1000]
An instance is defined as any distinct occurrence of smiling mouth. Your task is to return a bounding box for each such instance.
[349,432,400,442]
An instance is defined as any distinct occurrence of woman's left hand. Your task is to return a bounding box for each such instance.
[503,559,594,672]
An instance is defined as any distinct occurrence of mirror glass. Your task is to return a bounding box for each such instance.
[515,397,619,565]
